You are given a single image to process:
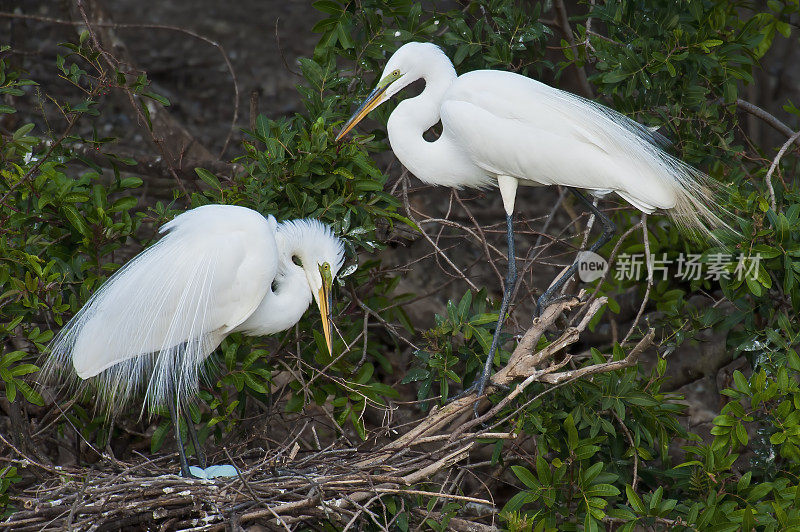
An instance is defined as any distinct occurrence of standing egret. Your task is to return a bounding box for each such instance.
[336,41,731,398]
[43,204,344,477]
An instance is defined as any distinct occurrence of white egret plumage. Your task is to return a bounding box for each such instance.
[337,41,732,399]
[43,204,344,476]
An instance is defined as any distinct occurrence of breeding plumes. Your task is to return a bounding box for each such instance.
[42,204,345,477]
[337,41,733,399]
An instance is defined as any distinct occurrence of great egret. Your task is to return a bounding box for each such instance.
[43,204,345,477]
[337,41,731,398]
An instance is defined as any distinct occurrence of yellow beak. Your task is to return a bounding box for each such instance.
[335,82,391,141]
[317,282,333,355]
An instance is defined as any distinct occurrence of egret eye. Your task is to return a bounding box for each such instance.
[292,255,302,267]
[392,69,400,76]
[322,262,330,272]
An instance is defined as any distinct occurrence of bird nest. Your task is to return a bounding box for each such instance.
[2,294,653,531]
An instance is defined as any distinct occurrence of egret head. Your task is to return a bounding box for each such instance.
[336,42,445,140]
[278,219,345,355]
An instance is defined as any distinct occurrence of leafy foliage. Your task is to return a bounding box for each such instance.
[1,43,143,411]
[403,290,500,404]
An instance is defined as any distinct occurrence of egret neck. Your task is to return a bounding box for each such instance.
[233,265,311,336]
[387,56,484,189]
[233,224,317,338]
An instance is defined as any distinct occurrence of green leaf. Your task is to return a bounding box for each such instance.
[584,483,621,497]
[120,177,143,188]
[747,482,772,502]
[312,0,343,15]
[195,168,221,189]
[10,364,38,377]
[626,485,646,514]
[142,91,170,106]
[243,373,268,394]
[511,465,540,490]
[241,349,265,370]
[13,123,34,139]
[111,197,138,212]
[151,421,170,453]
[62,205,89,236]
[733,370,750,394]
[564,413,578,451]
[401,367,429,383]
[503,490,534,515]
[649,486,663,510]
[16,380,43,406]
[603,71,629,83]
[4,381,15,403]
[735,423,749,446]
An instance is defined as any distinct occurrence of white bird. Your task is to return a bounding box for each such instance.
[336,41,732,398]
[43,204,344,476]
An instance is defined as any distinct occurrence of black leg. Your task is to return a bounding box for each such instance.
[168,398,191,478]
[456,213,517,407]
[183,409,207,469]
[535,189,616,316]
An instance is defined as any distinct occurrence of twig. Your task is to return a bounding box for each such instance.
[570,221,641,327]
[224,447,262,503]
[453,191,505,286]
[613,411,639,493]
[401,174,479,291]
[621,216,651,345]
[763,129,800,211]
[373,488,492,506]
[274,18,301,77]
[553,0,594,98]
[538,328,654,385]
[66,472,91,532]
[75,0,190,199]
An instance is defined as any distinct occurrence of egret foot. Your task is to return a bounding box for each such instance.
[534,293,582,318]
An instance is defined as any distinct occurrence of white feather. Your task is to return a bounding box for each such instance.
[42,206,345,414]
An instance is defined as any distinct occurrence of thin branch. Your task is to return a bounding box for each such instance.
[764,129,800,211]
[553,0,594,98]
[613,411,639,493]
[621,216,651,346]
[75,0,190,199]
[736,99,799,142]
[401,174,479,291]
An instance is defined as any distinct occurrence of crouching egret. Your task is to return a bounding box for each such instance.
[337,41,731,399]
[43,204,344,477]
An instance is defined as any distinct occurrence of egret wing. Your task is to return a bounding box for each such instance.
[441,70,726,220]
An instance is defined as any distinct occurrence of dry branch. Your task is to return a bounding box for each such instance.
[1,294,651,530]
